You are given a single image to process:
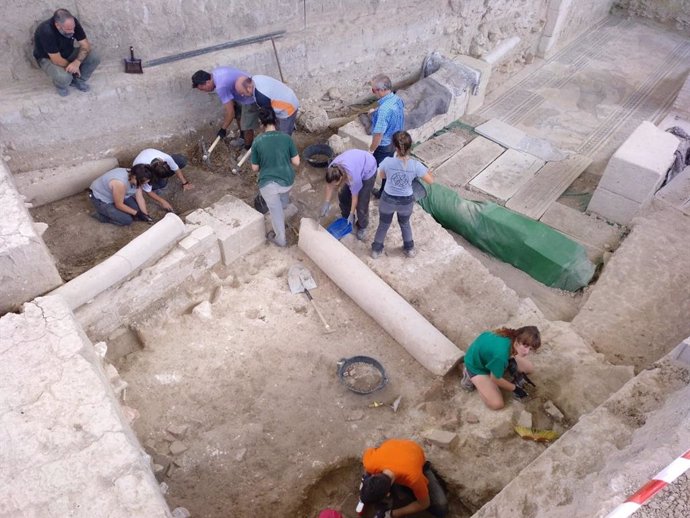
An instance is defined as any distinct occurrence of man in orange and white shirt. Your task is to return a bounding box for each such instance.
[236,75,300,135]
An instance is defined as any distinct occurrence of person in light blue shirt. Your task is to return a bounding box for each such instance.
[371,131,433,259]
[368,74,405,197]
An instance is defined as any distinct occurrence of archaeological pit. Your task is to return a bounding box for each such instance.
[2,1,690,517]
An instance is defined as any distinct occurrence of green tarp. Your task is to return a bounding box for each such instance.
[417,183,595,291]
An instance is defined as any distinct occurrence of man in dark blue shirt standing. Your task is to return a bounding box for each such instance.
[33,8,100,96]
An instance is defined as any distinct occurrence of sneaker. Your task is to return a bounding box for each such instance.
[404,248,417,258]
[229,137,245,149]
[266,230,286,248]
[70,79,90,92]
[56,86,69,97]
[460,366,475,391]
[371,249,382,259]
[355,227,366,241]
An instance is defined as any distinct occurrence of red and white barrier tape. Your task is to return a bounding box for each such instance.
[605,448,690,518]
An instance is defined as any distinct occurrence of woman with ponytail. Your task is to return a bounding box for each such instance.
[461,325,541,410]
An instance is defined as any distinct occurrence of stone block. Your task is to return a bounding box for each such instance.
[655,165,690,212]
[433,136,505,189]
[587,187,641,226]
[169,441,189,456]
[186,195,265,266]
[453,55,492,114]
[597,121,679,203]
[469,148,545,201]
[422,429,459,449]
[0,160,63,314]
[475,119,567,162]
[412,132,467,170]
[540,202,623,262]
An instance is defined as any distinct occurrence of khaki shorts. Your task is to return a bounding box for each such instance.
[237,102,259,131]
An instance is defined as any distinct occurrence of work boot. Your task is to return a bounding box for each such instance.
[56,86,69,97]
[355,227,366,241]
[404,248,416,258]
[460,366,475,391]
[70,78,90,92]
[371,249,382,259]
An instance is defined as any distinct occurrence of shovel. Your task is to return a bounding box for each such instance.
[288,264,332,333]
[124,46,143,74]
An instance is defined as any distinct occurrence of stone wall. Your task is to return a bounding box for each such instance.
[0,0,619,172]
[0,159,62,314]
[614,0,690,30]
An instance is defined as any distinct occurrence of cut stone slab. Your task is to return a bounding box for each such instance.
[540,202,623,262]
[587,186,641,226]
[433,136,504,189]
[655,165,690,214]
[469,148,545,201]
[672,72,690,121]
[597,121,679,204]
[422,429,459,449]
[186,195,265,266]
[475,118,568,162]
[412,132,467,169]
[505,154,591,220]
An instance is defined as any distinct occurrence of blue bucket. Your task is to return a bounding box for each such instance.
[326,217,352,239]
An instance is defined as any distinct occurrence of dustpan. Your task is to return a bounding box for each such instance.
[124,47,143,74]
[326,217,352,239]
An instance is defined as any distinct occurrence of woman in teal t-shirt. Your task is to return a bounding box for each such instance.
[461,326,541,410]
[251,107,300,247]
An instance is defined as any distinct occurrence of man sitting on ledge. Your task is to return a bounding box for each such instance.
[33,8,101,96]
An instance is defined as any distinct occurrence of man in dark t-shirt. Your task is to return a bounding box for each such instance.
[33,8,100,96]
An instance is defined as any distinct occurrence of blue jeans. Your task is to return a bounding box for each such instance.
[372,192,415,252]
[38,48,101,89]
[259,181,292,246]
[90,194,139,226]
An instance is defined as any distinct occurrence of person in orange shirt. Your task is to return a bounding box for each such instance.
[360,439,448,517]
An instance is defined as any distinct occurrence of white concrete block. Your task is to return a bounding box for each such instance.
[598,121,679,203]
[186,195,265,266]
[453,55,491,114]
[587,187,641,226]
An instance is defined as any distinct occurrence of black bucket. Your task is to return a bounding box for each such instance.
[337,356,388,394]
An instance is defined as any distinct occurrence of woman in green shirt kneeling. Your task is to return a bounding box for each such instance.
[461,326,541,410]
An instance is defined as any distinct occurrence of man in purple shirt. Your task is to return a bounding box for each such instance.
[192,67,258,149]
[319,149,378,240]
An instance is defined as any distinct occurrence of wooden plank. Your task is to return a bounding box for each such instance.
[506,153,591,219]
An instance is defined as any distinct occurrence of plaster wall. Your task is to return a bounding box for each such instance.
[615,0,690,30]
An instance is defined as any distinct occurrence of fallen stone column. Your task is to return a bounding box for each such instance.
[14,157,119,207]
[298,218,462,376]
[51,213,186,310]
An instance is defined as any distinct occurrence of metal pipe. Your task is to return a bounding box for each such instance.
[143,31,286,68]
[270,37,285,83]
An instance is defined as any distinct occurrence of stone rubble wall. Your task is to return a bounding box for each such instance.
[614,0,690,30]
